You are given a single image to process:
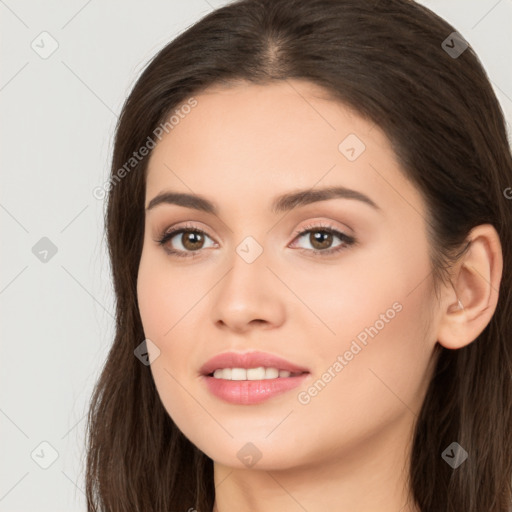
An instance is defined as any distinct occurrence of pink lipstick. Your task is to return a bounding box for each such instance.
[200,351,310,405]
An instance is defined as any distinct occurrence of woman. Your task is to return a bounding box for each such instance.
[85,0,512,510]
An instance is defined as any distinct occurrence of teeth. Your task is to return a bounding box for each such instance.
[212,367,298,380]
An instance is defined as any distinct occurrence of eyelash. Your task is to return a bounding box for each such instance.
[154,221,356,259]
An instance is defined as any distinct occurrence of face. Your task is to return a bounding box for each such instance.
[137,79,440,471]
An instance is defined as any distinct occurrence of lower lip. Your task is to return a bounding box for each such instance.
[202,373,310,405]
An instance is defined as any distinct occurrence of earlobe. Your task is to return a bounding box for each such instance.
[436,224,503,350]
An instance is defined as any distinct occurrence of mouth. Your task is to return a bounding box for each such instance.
[199,350,311,405]
[206,367,309,380]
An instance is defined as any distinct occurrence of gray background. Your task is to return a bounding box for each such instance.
[1,0,511,510]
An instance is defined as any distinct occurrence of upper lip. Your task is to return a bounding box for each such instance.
[199,351,310,376]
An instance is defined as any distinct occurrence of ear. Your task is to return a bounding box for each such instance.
[436,224,503,350]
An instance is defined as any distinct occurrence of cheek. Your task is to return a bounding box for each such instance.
[301,288,433,432]
[297,242,435,429]
[304,226,432,344]
[137,258,166,339]
[136,267,192,432]
[281,244,407,344]
[137,248,207,340]
[136,248,212,418]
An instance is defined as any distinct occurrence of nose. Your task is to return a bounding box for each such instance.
[210,242,286,333]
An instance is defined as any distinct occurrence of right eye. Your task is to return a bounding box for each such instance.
[155,224,217,258]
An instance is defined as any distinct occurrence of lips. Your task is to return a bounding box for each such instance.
[199,350,310,376]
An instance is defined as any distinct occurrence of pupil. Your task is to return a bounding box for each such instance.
[312,231,332,249]
[184,231,203,250]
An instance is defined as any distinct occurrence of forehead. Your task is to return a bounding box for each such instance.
[148,80,376,167]
[145,80,425,221]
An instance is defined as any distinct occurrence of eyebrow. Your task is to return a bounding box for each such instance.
[145,186,381,215]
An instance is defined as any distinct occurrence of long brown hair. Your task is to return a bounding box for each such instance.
[85,0,512,510]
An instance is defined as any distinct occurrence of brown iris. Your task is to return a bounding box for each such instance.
[309,230,333,250]
[181,231,205,251]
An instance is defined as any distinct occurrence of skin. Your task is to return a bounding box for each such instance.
[136,79,502,512]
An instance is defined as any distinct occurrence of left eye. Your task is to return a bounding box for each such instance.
[290,226,356,255]
[155,224,356,258]
[297,227,354,253]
